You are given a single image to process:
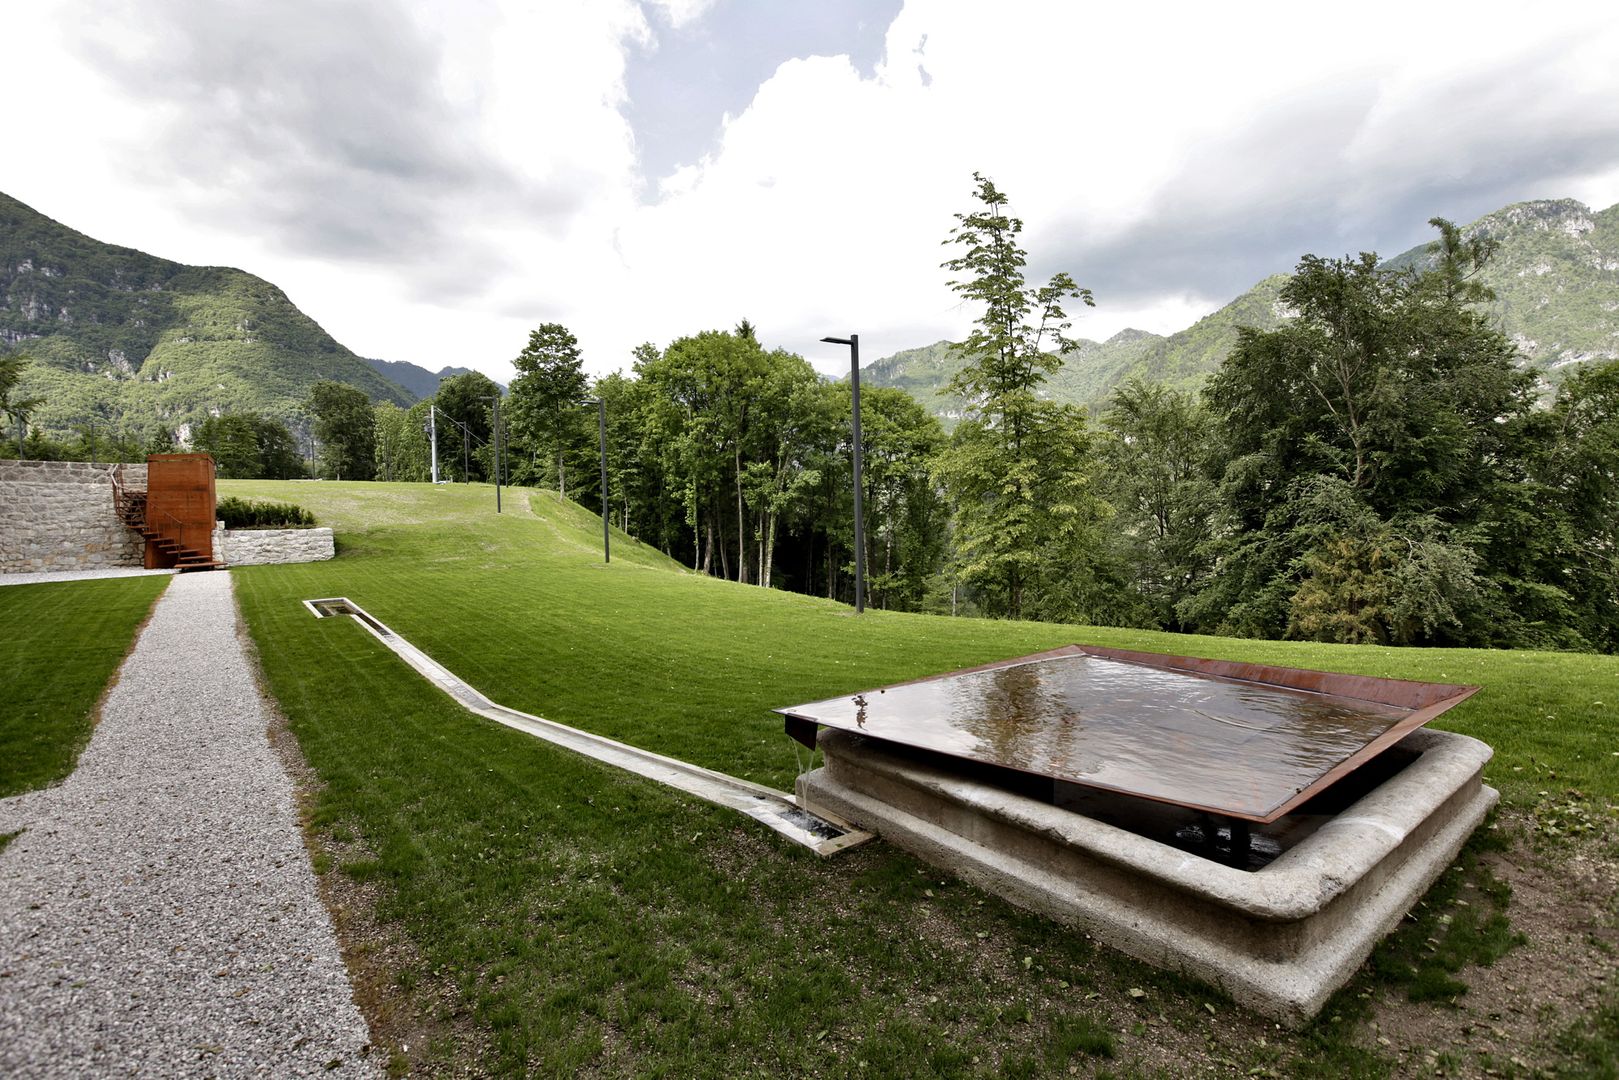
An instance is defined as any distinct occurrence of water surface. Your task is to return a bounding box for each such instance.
[787,654,1410,820]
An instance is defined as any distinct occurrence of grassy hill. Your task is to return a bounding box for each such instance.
[868,198,1619,418]
[217,479,1617,1075]
[0,192,415,441]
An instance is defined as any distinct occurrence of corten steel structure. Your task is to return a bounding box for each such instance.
[113,454,220,571]
[779,644,1478,829]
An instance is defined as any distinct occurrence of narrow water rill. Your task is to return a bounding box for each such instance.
[779,646,1495,1024]
[302,598,872,857]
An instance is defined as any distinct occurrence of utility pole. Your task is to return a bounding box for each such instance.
[821,334,866,614]
[462,429,469,483]
[429,403,440,484]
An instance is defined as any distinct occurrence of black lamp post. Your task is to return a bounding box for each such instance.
[821,334,865,614]
[580,396,609,563]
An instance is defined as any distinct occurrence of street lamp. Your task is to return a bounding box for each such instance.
[821,334,866,614]
[579,397,609,563]
[480,394,503,513]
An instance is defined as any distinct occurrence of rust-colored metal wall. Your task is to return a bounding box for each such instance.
[144,454,216,567]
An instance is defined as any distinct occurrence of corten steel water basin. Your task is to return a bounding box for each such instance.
[780,646,1493,1023]
[777,644,1480,824]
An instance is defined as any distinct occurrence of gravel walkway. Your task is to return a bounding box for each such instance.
[0,568,177,588]
[0,571,377,1078]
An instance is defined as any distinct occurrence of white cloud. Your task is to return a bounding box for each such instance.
[5,0,1619,385]
[641,0,719,31]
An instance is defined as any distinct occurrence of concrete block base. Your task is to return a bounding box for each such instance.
[798,727,1496,1025]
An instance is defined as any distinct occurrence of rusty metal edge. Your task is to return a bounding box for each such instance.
[774,644,1481,825]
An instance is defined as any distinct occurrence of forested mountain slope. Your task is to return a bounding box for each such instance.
[363,357,492,400]
[866,198,1619,417]
[0,192,415,442]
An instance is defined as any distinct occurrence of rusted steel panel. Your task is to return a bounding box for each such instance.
[145,453,217,565]
[776,646,1478,824]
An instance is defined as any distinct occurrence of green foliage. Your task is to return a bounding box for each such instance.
[1098,380,1217,630]
[505,323,588,493]
[1192,222,1543,645]
[215,495,315,529]
[868,197,1619,421]
[193,412,303,479]
[0,191,413,445]
[0,351,44,455]
[432,371,500,482]
[933,173,1108,619]
[0,576,169,798]
[857,387,949,611]
[307,380,376,480]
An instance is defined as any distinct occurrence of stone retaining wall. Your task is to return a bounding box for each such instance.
[0,460,147,573]
[213,524,335,567]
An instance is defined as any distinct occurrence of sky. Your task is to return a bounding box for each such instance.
[7,0,1619,383]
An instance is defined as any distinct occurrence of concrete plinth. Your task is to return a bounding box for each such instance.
[798,727,1496,1025]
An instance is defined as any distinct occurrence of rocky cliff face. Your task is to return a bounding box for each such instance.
[1390,198,1619,375]
[0,191,415,440]
[865,199,1619,420]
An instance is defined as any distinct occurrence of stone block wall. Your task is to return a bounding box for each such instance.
[213,524,335,567]
[0,460,148,573]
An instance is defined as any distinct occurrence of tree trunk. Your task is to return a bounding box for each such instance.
[701,521,713,576]
[557,448,566,496]
[763,513,776,589]
[734,447,747,584]
[717,508,730,581]
[884,528,893,610]
[805,531,814,598]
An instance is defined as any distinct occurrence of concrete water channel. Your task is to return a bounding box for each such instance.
[302,598,871,856]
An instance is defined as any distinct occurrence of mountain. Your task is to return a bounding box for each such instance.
[865,198,1619,419]
[0,191,416,443]
[1385,198,1619,375]
[363,358,497,400]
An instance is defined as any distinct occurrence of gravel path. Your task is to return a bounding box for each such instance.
[0,568,177,588]
[0,571,377,1078]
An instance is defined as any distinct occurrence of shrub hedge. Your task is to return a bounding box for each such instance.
[217,495,316,529]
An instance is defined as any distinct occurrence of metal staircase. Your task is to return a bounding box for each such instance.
[112,466,223,572]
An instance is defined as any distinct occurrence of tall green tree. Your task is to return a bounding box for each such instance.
[434,371,500,481]
[1099,379,1217,630]
[307,381,377,480]
[931,173,1104,619]
[194,413,301,479]
[506,324,588,494]
[0,352,44,458]
[1189,219,1538,644]
[639,328,773,582]
[857,387,949,610]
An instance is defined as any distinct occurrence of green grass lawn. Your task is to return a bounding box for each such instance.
[225,479,1619,1076]
[0,575,169,799]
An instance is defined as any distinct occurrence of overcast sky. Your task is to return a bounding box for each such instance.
[7,0,1619,382]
